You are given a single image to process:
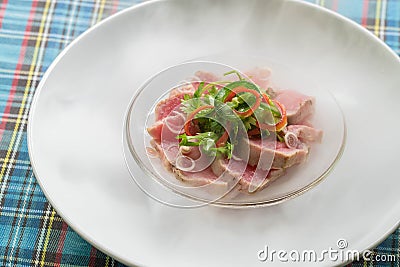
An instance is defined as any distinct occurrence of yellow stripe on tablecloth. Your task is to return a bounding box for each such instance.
[97,0,107,23]
[12,1,57,263]
[40,209,56,267]
[3,1,57,264]
[105,255,110,267]
[374,0,382,36]
[0,0,51,183]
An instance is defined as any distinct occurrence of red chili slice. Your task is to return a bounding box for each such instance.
[224,86,261,118]
[184,105,214,136]
[216,129,229,147]
[262,93,271,104]
[257,100,287,132]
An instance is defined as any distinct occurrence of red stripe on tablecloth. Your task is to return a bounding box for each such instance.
[111,0,119,14]
[361,0,369,26]
[54,222,69,266]
[0,0,38,141]
[0,0,9,28]
[89,246,98,266]
[332,0,338,11]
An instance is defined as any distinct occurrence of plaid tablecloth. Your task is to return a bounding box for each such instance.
[0,0,399,266]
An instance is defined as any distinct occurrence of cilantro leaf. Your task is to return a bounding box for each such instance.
[193,82,205,98]
[242,116,257,131]
[180,98,210,114]
[210,142,233,159]
[215,80,261,102]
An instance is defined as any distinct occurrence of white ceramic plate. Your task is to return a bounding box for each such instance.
[28,0,400,266]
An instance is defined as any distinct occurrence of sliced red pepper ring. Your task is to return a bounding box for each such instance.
[273,100,287,131]
[224,86,262,118]
[247,128,261,136]
[257,100,287,132]
[185,120,200,136]
[216,129,229,147]
[184,105,214,136]
[184,104,229,147]
[262,93,271,105]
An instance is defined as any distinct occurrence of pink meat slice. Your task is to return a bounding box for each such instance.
[194,71,219,82]
[150,139,173,171]
[239,165,285,192]
[169,84,195,98]
[173,166,242,197]
[245,138,309,169]
[151,142,231,192]
[147,120,163,143]
[287,125,323,143]
[147,111,185,144]
[152,140,230,191]
[245,67,271,90]
[172,166,224,186]
[274,90,315,124]
[154,85,195,122]
[211,158,285,193]
[154,96,184,121]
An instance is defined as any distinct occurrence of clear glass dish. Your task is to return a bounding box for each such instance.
[123,60,346,208]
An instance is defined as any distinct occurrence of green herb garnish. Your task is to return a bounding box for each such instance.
[177,71,287,158]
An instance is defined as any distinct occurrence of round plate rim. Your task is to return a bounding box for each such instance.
[27,0,400,266]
